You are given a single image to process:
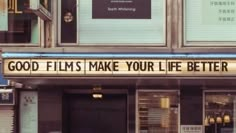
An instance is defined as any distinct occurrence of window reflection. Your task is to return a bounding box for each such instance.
[0,0,41,44]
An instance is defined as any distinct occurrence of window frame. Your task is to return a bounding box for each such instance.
[58,0,168,47]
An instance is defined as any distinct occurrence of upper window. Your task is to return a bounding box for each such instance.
[0,0,42,44]
[60,0,166,46]
[184,0,236,46]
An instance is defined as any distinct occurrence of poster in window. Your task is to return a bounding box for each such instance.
[202,0,236,25]
[185,0,236,42]
[20,91,38,133]
[92,0,151,19]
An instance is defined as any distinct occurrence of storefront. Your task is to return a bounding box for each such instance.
[1,53,236,133]
[1,0,236,133]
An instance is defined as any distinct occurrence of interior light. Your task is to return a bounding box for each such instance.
[92,93,103,99]
[224,114,230,123]
[64,12,74,23]
[216,116,222,124]
[92,85,103,99]
[209,117,215,124]
[0,89,13,93]
[204,116,209,126]
[160,97,170,109]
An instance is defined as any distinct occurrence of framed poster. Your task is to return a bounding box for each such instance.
[78,0,165,44]
[185,0,236,45]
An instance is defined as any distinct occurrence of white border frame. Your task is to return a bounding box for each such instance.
[58,0,167,47]
[135,89,180,133]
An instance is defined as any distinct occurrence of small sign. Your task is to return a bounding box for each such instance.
[92,0,151,19]
[0,0,8,31]
[0,89,14,105]
[181,125,203,133]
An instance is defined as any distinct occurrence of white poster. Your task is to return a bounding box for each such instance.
[0,0,8,31]
[181,125,203,133]
[185,0,236,43]
[20,91,38,133]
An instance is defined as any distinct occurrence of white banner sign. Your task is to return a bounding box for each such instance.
[0,0,8,31]
[20,91,38,133]
[181,125,203,133]
[3,58,236,76]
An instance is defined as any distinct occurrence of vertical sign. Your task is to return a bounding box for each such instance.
[20,91,38,133]
[0,0,8,31]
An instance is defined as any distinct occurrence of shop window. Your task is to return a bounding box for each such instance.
[205,91,236,133]
[137,91,179,133]
[60,0,166,45]
[0,0,41,44]
[184,0,236,46]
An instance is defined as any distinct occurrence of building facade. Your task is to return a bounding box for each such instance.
[1,0,236,133]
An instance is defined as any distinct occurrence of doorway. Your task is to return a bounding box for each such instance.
[64,93,127,133]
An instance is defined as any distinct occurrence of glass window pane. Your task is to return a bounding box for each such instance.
[205,92,236,133]
[185,0,236,42]
[79,0,165,44]
[0,0,39,44]
[138,91,179,133]
[60,0,165,45]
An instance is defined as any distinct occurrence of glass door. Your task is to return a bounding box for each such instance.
[137,90,179,133]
